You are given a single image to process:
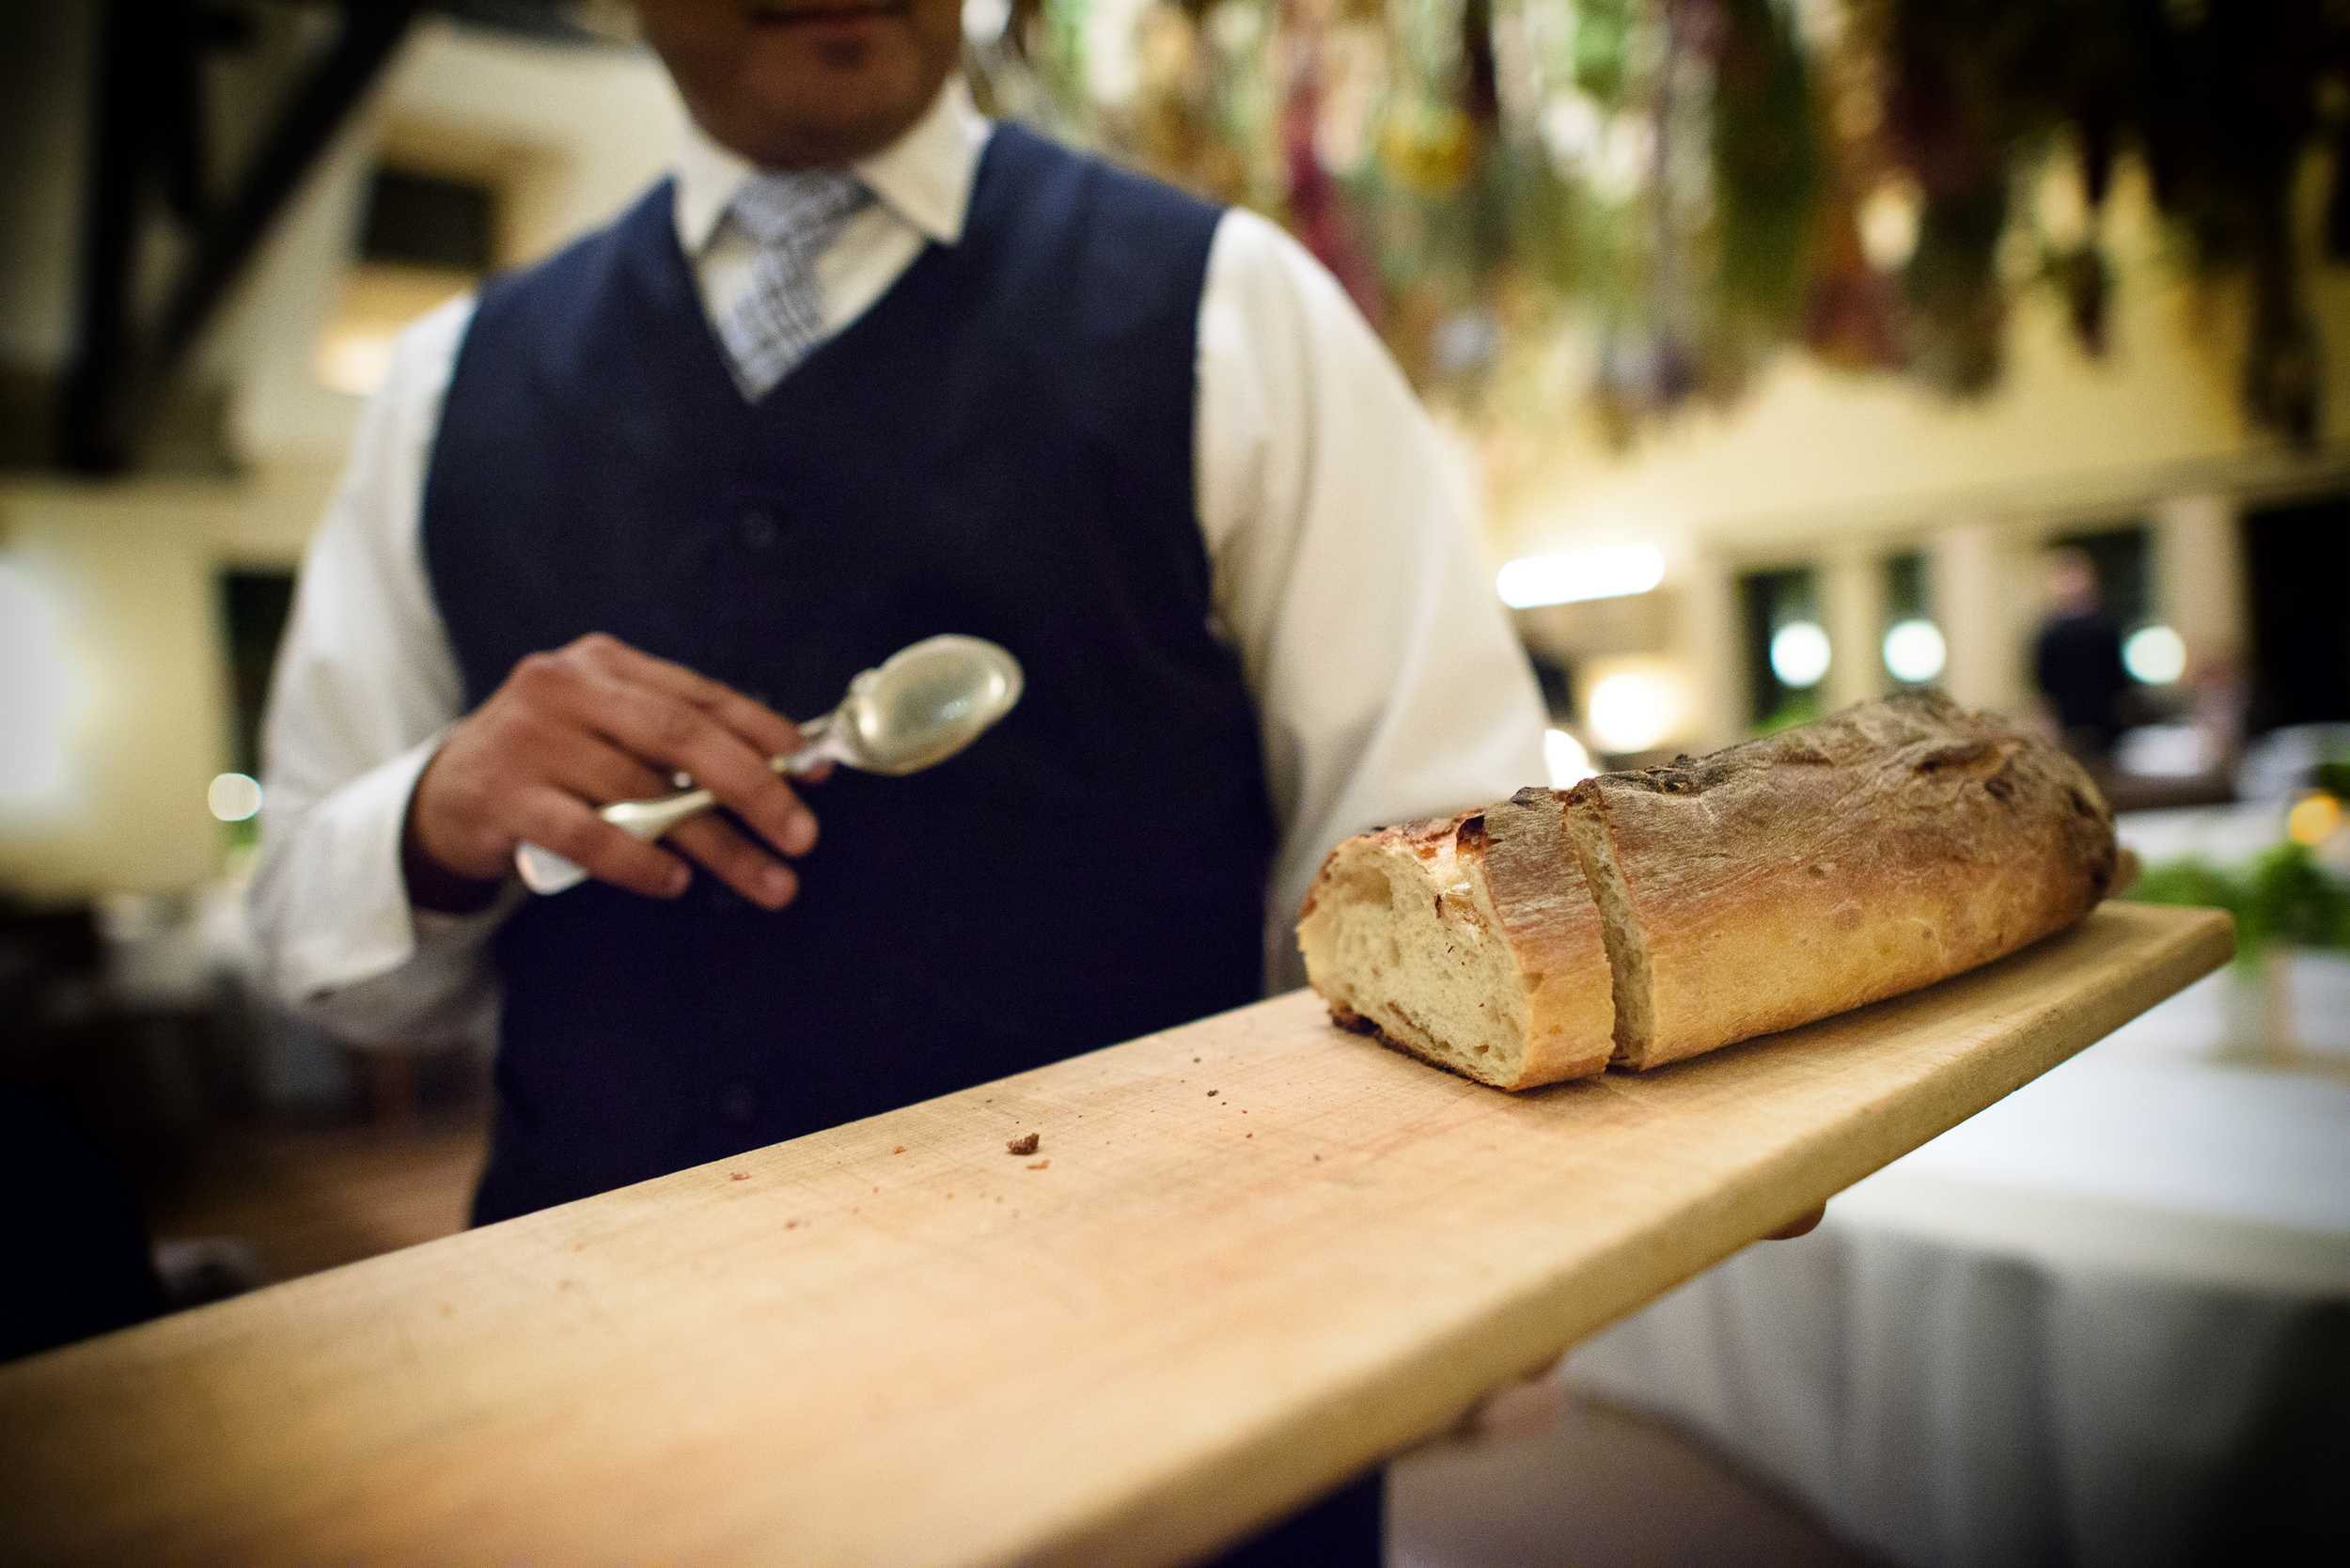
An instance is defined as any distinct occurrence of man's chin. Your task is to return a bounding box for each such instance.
[723,64,934,165]
[650,0,960,167]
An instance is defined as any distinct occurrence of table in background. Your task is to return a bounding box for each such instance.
[1541,811,2348,1567]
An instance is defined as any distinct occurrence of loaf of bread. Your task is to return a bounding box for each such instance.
[1297,689,2119,1089]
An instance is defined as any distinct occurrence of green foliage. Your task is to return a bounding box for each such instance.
[1752,693,1825,736]
[1574,0,1635,105]
[1712,0,1825,338]
[2131,857,2240,915]
[2127,842,2350,963]
[1010,0,2350,439]
[1871,0,2349,441]
[2246,841,2350,952]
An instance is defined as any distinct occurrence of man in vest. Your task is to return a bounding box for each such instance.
[255,1,1545,1556]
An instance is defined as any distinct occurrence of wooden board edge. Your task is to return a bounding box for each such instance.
[1033,902,2238,1567]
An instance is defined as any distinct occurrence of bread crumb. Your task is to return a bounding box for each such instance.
[729,1172,749,1182]
[1026,1159,1050,1170]
[1207,1089,1218,1097]
[1007,1132,1041,1156]
[892,1146,905,1153]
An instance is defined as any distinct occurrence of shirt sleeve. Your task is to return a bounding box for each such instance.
[247,296,517,1048]
[1195,208,1550,993]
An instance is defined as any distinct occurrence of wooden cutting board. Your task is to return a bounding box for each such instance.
[0,902,2232,1566]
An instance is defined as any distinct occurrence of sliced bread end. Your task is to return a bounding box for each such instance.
[1296,812,1540,1089]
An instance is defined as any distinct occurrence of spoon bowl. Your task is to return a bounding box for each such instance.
[515,634,1024,895]
[831,635,1024,775]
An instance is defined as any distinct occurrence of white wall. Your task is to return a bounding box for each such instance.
[0,464,340,896]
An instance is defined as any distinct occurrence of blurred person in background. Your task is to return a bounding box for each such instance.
[2033,546,2131,778]
[250,0,1543,1555]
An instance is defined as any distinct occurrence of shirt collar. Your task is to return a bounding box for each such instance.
[672,74,990,255]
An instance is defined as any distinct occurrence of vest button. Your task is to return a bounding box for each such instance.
[715,1080,761,1126]
[738,510,778,551]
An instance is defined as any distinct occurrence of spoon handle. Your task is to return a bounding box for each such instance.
[513,713,842,895]
[773,713,844,777]
[515,841,593,896]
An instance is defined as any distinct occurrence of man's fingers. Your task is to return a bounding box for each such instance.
[522,791,694,900]
[666,816,800,909]
[410,635,821,906]
[1467,1372,1568,1442]
[520,792,802,912]
[576,635,807,760]
[589,676,816,858]
[544,727,682,815]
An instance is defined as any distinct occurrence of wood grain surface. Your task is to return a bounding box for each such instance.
[0,902,2232,1567]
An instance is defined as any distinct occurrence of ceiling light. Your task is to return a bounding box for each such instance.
[1587,670,1680,754]
[2123,625,2186,685]
[1544,728,1596,788]
[1496,544,1666,609]
[1882,619,1946,683]
[1770,621,1831,689]
[208,773,263,823]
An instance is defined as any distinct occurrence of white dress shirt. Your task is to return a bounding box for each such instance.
[252,78,1547,1046]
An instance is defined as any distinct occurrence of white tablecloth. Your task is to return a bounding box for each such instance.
[1557,955,2350,1567]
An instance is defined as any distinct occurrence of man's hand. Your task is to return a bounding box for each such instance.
[1438,1201,1834,1445]
[403,634,820,913]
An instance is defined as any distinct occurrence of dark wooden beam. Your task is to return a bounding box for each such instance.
[62,0,427,473]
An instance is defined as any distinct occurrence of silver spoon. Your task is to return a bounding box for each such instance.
[514,634,1024,896]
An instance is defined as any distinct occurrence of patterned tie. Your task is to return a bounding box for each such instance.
[716,167,872,400]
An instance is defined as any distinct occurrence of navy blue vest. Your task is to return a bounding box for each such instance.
[423,126,1276,1223]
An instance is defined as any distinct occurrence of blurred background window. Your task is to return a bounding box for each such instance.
[2243,497,2350,737]
[1879,551,1944,687]
[1740,564,1825,732]
[360,166,496,272]
[315,164,496,397]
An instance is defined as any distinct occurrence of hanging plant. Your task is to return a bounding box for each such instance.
[993,0,2350,444]
[1781,0,2350,441]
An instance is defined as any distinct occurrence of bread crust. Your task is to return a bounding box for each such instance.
[1473,788,1617,1084]
[1566,688,2118,1069]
